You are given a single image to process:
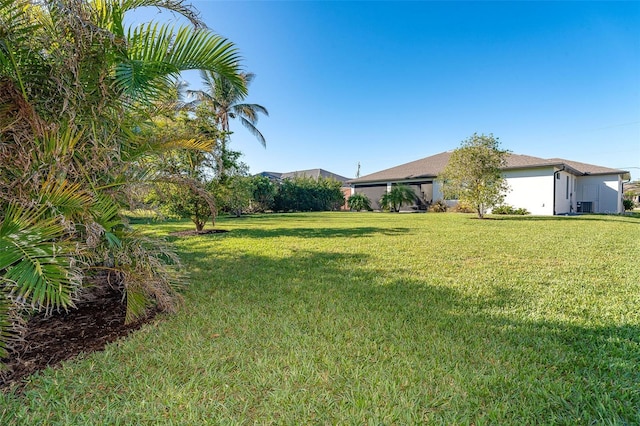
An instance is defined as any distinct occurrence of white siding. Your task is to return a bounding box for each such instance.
[502,168,555,215]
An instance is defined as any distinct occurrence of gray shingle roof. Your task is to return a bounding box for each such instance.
[257,169,351,182]
[349,152,628,183]
[280,169,351,182]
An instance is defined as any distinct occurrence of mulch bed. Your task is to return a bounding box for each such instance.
[0,287,157,392]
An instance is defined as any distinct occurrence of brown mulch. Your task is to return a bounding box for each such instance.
[0,287,158,391]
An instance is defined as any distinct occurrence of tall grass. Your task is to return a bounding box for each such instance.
[2,212,639,424]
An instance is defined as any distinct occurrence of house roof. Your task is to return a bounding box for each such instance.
[257,171,283,180]
[257,169,351,182]
[349,152,629,184]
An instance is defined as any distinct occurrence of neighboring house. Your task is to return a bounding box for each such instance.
[623,181,640,205]
[348,152,630,215]
[256,168,352,210]
[257,168,351,183]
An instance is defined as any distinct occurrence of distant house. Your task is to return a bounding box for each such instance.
[624,181,640,205]
[348,152,630,215]
[257,168,351,183]
[256,168,352,210]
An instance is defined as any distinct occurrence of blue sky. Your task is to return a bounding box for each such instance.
[134,1,640,180]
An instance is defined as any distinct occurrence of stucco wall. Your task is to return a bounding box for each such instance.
[501,168,555,215]
[552,170,577,215]
[576,175,622,213]
[354,169,623,215]
[353,184,387,210]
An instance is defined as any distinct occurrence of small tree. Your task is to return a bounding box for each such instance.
[348,193,372,211]
[380,184,416,212]
[146,113,219,232]
[439,133,510,218]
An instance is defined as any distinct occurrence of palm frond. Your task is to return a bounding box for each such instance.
[90,193,124,249]
[0,204,81,312]
[109,228,184,323]
[120,22,244,102]
[167,26,244,92]
[0,290,15,359]
[232,103,269,122]
[0,0,42,95]
[238,116,267,147]
[37,178,94,220]
[154,137,217,152]
[119,0,206,28]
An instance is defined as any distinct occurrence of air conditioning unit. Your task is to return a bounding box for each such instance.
[577,201,593,213]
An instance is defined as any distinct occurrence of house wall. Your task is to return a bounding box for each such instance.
[353,184,387,210]
[340,187,351,210]
[576,174,622,213]
[500,168,555,215]
[354,169,624,215]
[353,180,434,211]
[552,170,577,215]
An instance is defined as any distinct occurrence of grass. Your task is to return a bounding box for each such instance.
[2,212,639,424]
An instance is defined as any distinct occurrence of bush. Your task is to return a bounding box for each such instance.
[273,177,345,212]
[348,193,372,211]
[251,176,277,212]
[623,198,635,211]
[492,205,530,215]
[429,200,448,212]
[451,201,475,213]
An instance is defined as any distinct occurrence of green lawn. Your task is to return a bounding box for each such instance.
[2,212,639,424]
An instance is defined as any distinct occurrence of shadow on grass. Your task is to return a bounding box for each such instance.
[227,227,411,239]
[178,242,639,422]
[490,214,640,223]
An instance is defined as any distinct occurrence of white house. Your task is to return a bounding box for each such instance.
[348,152,630,215]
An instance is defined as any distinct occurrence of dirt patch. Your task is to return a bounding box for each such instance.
[170,229,229,237]
[0,287,157,392]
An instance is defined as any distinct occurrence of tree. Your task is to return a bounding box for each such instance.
[188,71,269,180]
[439,133,510,218]
[380,184,416,212]
[0,0,245,358]
[251,176,277,212]
[218,175,254,217]
[150,146,217,232]
[144,89,220,232]
[348,193,372,211]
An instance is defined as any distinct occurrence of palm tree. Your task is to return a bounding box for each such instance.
[348,193,372,212]
[380,185,417,212]
[188,71,269,179]
[0,0,246,358]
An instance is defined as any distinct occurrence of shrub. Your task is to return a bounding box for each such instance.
[492,205,530,215]
[348,193,372,211]
[273,177,345,212]
[429,199,448,212]
[623,198,635,211]
[451,201,475,213]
